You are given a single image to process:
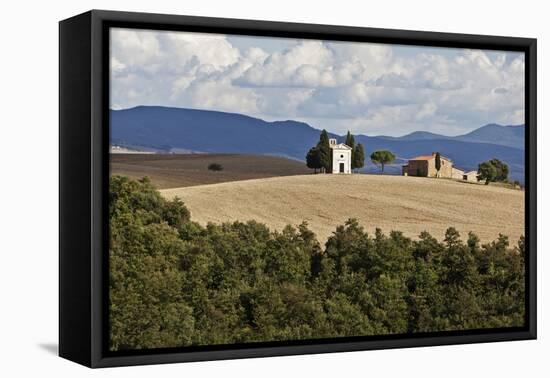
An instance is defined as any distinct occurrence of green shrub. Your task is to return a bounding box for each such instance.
[477,158,509,184]
[208,163,223,171]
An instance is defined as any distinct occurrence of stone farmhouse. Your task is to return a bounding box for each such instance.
[329,138,352,174]
[462,170,479,181]
[402,152,477,182]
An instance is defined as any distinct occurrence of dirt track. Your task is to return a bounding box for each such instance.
[160,174,525,244]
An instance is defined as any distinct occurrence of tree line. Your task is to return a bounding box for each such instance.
[109,175,525,351]
[304,130,514,183]
[305,130,399,174]
[306,130,365,173]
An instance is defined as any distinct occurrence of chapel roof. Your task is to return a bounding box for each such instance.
[330,143,352,150]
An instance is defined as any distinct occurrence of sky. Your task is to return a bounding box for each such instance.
[110,28,525,137]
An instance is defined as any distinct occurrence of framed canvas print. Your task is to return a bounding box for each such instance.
[59,10,537,368]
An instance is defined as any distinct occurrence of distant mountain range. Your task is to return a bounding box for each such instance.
[110,106,525,182]
[377,123,524,149]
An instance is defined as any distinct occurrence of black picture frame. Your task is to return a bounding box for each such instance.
[59,9,537,368]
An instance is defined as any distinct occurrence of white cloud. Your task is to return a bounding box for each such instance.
[110,28,243,110]
[234,41,336,88]
[416,102,437,120]
[110,28,525,136]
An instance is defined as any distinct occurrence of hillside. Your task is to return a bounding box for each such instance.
[160,174,524,244]
[455,123,525,148]
[110,153,311,189]
[110,106,331,160]
[110,106,525,182]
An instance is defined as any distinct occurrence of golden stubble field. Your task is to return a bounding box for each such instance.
[160,174,525,245]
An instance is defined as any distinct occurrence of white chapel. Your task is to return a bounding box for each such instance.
[329,138,352,174]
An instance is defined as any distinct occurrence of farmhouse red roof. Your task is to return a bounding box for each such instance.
[410,154,452,161]
[410,155,435,161]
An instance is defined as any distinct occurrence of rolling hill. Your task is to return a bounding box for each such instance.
[111,106,525,182]
[110,106,331,161]
[160,174,525,244]
[454,123,525,148]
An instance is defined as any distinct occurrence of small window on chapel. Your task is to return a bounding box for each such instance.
[340,154,344,158]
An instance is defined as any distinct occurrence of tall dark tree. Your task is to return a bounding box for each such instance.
[370,150,396,173]
[434,152,442,178]
[306,147,321,174]
[317,129,332,173]
[345,131,356,169]
[352,143,365,173]
[345,131,356,150]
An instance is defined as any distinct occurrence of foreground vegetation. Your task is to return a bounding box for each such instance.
[109,175,525,351]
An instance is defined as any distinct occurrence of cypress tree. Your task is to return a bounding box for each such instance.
[318,129,332,173]
[306,147,321,174]
[435,152,441,178]
[345,131,356,169]
[353,143,365,173]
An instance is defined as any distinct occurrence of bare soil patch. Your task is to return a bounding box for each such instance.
[110,153,311,189]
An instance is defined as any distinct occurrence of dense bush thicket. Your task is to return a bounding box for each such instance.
[109,176,525,351]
